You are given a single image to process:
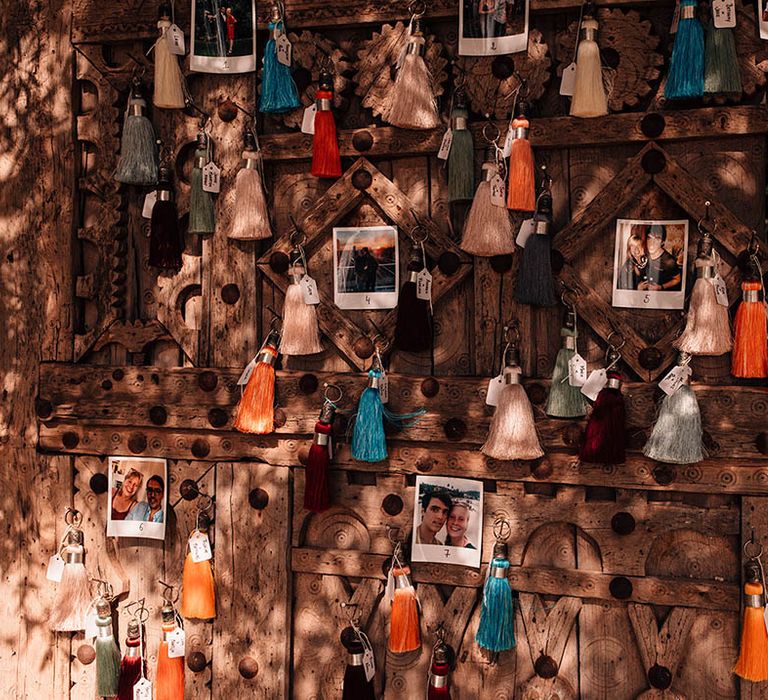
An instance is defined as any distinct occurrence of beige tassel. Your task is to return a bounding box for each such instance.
[154,4,186,109]
[280,261,323,356]
[50,525,92,632]
[460,160,515,257]
[570,13,608,118]
[230,134,271,240]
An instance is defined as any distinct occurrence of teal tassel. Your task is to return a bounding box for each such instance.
[95,614,120,697]
[643,384,705,464]
[666,0,704,99]
[115,98,158,186]
[704,19,742,95]
[259,21,301,114]
[448,106,474,202]
[546,327,587,418]
[189,148,215,234]
[476,556,516,652]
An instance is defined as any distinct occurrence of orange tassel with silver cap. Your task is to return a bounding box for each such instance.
[734,544,768,682]
[181,504,216,621]
[234,325,282,434]
[156,583,185,700]
[387,539,420,653]
[731,240,768,379]
[506,100,536,213]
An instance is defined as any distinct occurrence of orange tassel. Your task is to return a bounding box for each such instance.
[234,331,280,434]
[311,74,341,179]
[731,280,768,378]
[388,566,420,653]
[734,567,768,682]
[156,621,185,700]
[181,552,216,620]
[506,115,535,213]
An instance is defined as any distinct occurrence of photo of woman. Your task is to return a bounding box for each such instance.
[110,469,143,521]
[444,501,477,549]
[107,457,168,540]
[191,0,255,74]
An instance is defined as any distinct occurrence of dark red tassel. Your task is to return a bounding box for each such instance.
[149,165,183,271]
[394,244,431,352]
[117,627,143,700]
[579,370,626,464]
[311,70,341,179]
[304,401,335,513]
[341,626,376,700]
[428,661,451,699]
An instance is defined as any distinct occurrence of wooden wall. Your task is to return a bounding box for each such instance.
[3,0,768,697]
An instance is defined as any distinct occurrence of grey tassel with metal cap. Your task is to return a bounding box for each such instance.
[189,130,215,235]
[115,79,158,186]
[95,596,120,698]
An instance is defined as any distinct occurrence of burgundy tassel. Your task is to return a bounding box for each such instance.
[341,626,376,700]
[394,241,431,352]
[311,69,341,179]
[304,399,336,513]
[149,165,183,271]
[117,619,144,700]
[579,370,626,464]
[428,643,451,699]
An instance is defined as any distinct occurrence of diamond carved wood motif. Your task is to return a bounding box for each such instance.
[554,141,753,380]
[257,157,472,370]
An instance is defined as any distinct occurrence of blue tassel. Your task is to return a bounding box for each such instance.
[259,21,301,114]
[476,557,516,652]
[666,0,704,99]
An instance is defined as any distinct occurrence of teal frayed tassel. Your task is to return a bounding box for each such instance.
[666,0,704,99]
[259,21,301,114]
[704,19,742,95]
[448,107,474,202]
[115,98,158,186]
[189,148,215,234]
[546,327,587,418]
[476,557,516,652]
[643,384,705,464]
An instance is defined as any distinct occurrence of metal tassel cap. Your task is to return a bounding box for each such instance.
[243,130,257,152]
[493,540,509,560]
[318,401,336,424]
[197,512,211,533]
[95,598,112,618]
[126,618,141,639]
[319,69,334,92]
[161,603,176,624]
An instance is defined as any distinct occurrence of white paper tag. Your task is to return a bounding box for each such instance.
[713,0,736,28]
[379,372,389,404]
[189,530,212,563]
[363,648,375,682]
[490,174,506,207]
[237,357,257,386]
[670,0,681,33]
[300,275,320,305]
[202,162,221,193]
[166,23,186,55]
[46,554,65,582]
[276,33,292,66]
[516,219,536,247]
[142,191,157,219]
[659,365,692,396]
[167,628,186,658]
[301,104,317,135]
[486,375,504,406]
[502,125,515,158]
[568,353,587,387]
[84,606,99,639]
[416,269,432,301]
[712,273,729,306]
[133,678,152,700]
[560,62,577,96]
[581,369,608,401]
[437,129,453,160]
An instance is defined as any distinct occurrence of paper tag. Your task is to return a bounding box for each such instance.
[712,273,729,306]
[416,269,432,301]
[486,375,504,406]
[385,568,395,602]
[142,191,157,219]
[202,162,221,193]
[84,606,99,639]
[560,62,577,96]
[166,23,186,55]
[670,0,681,33]
[490,174,506,207]
[516,219,536,247]
[46,554,65,582]
[437,129,453,160]
[502,125,515,158]
[276,33,292,66]
[581,369,608,401]
[568,353,587,387]
[713,0,736,28]
[379,372,389,404]
[300,275,320,305]
[237,357,257,386]
[301,104,317,135]
[188,530,213,563]
[363,648,375,682]
[168,628,186,658]
[133,678,152,700]
[658,365,692,396]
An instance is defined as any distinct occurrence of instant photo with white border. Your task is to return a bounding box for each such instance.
[611,218,688,311]
[411,475,483,568]
[459,0,530,56]
[333,225,399,310]
[107,456,168,540]
[190,0,256,74]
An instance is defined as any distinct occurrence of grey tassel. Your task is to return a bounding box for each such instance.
[643,384,705,464]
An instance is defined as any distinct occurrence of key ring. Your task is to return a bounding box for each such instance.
[493,517,511,542]
[323,382,343,405]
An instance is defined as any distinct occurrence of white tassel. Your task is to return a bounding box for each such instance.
[280,265,323,356]
[50,529,92,632]
[460,162,515,257]
[643,384,705,464]
[154,9,186,110]
[570,15,608,118]
[230,148,272,241]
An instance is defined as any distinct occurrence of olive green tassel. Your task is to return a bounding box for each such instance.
[189,148,215,234]
[704,19,742,95]
[448,106,474,202]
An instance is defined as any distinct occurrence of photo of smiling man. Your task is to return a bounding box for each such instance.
[415,491,452,545]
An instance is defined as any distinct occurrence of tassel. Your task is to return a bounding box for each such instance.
[115,81,158,186]
[149,165,183,271]
[259,8,301,114]
[734,560,768,682]
[304,398,336,513]
[181,514,216,620]
[95,597,120,698]
[188,132,216,235]
[50,524,91,632]
[341,626,376,700]
[570,8,608,118]
[476,540,516,653]
[506,104,536,213]
[460,157,515,257]
[230,131,272,240]
[382,17,439,130]
[482,349,544,461]
[579,370,626,464]
[665,0,705,99]
[515,187,557,306]
[280,256,323,356]
[154,3,186,109]
[447,98,474,202]
[156,604,185,700]
[117,619,144,700]
[732,270,768,379]
[311,69,342,179]
[427,642,452,699]
[394,241,432,352]
[546,317,587,418]
[704,18,742,95]
[234,329,281,434]
[388,565,420,653]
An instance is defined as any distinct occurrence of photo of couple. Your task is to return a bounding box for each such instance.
[191,0,256,73]
[411,476,483,568]
[107,457,168,540]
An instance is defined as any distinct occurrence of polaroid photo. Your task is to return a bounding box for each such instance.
[411,475,483,568]
[333,225,399,310]
[611,218,689,310]
[190,0,256,74]
[107,457,168,540]
[459,0,529,56]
